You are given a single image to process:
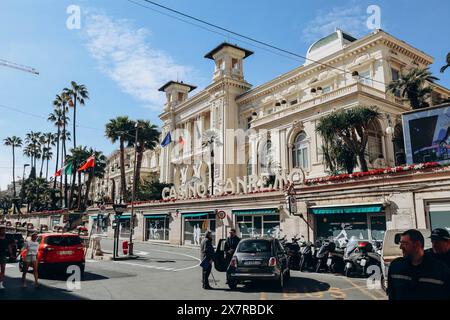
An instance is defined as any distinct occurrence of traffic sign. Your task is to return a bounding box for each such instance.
[216,210,226,220]
[288,196,297,215]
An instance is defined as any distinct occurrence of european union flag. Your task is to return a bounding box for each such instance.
[160,132,172,147]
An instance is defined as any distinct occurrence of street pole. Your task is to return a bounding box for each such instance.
[210,144,214,196]
[129,124,139,256]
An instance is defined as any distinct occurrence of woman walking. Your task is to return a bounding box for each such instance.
[21,233,40,288]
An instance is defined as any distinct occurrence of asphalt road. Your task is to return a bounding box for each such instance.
[0,239,387,300]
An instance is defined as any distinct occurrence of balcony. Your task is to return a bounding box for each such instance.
[250,83,390,128]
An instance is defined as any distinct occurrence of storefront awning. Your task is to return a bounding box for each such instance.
[144,214,169,219]
[232,208,278,216]
[310,204,384,215]
[182,212,211,219]
[115,214,131,221]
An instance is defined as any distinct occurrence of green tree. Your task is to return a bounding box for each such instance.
[66,146,89,209]
[316,106,381,173]
[387,67,439,110]
[3,136,23,214]
[137,179,173,201]
[320,137,357,175]
[132,120,160,194]
[63,82,89,149]
[441,52,450,74]
[41,132,56,180]
[25,178,51,212]
[105,116,134,202]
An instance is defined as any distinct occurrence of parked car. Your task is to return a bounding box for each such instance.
[19,233,86,276]
[223,237,290,290]
[380,229,431,291]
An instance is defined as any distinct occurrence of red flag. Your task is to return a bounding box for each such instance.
[54,167,63,177]
[77,156,95,172]
[179,136,185,146]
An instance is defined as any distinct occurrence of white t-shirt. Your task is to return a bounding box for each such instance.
[25,240,39,256]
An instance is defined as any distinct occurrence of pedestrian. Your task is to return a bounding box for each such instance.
[224,229,240,263]
[21,232,40,288]
[425,228,450,268]
[387,229,450,300]
[200,230,215,290]
[0,227,14,289]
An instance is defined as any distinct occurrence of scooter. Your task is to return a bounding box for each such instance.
[343,238,381,277]
[299,237,315,272]
[283,234,301,271]
[314,238,335,273]
[326,240,347,274]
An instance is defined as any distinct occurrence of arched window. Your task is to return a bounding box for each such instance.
[292,132,309,169]
[367,121,383,163]
[247,158,253,176]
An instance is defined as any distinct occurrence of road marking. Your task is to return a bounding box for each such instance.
[135,251,149,256]
[113,261,177,272]
[146,248,200,272]
[86,259,98,263]
[344,277,382,300]
[5,264,14,269]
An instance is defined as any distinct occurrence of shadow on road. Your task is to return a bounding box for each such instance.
[0,275,89,300]
[212,275,331,294]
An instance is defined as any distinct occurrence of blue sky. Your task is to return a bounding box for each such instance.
[0,0,449,189]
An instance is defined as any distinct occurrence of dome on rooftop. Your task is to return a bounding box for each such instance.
[305,29,357,65]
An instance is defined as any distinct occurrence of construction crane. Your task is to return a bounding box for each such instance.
[0,58,39,75]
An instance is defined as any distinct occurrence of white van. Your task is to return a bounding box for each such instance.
[381,229,432,291]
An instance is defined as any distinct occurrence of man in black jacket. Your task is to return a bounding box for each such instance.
[224,229,241,262]
[387,229,450,300]
[200,230,215,289]
[425,228,450,268]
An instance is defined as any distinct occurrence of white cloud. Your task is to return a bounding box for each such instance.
[302,4,368,44]
[84,13,195,111]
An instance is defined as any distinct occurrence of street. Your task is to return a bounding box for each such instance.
[0,239,387,300]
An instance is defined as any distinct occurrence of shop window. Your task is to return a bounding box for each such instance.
[292,132,309,170]
[183,214,216,246]
[119,220,130,238]
[236,214,280,239]
[316,213,369,240]
[260,140,275,175]
[429,204,450,231]
[146,216,170,241]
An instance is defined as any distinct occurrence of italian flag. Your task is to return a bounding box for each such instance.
[54,163,73,177]
[77,156,95,172]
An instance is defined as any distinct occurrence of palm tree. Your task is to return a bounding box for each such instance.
[441,52,450,74]
[48,108,64,187]
[66,146,89,209]
[41,132,56,180]
[387,67,439,110]
[63,82,89,149]
[42,147,54,180]
[83,149,106,207]
[3,136,23,213]
[132,120,160,194]
[316,106,381,173]
[25,178,51,212]
[105,116,134,202]
[24,131,42,171]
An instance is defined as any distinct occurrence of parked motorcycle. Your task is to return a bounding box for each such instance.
[283,234,301,271]
[343,237,381,277]
[314,238,336,273]
[299,237,315,272]
[326,239,347,274]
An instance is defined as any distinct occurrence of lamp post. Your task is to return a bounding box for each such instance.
[129,122,140,257]
[112,203,127,260]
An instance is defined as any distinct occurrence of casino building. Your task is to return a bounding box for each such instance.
[10,29,450,247]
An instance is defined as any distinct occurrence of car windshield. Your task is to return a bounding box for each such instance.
[45,236,82,246]
[238,240,271,253]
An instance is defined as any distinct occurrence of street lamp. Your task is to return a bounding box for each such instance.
[112,203,127,260]
[129,122,141,257]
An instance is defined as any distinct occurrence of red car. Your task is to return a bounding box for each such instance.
[20,233,86,275]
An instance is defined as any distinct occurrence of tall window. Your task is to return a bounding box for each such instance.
[391,68,401,97]
[261,141,274,175]
[292,132,309,170]
[367,121,383,163]
[359,70,372,86]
